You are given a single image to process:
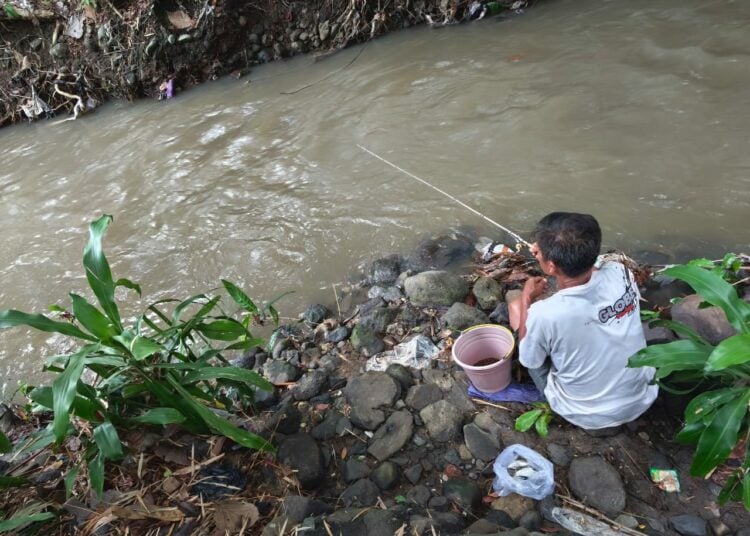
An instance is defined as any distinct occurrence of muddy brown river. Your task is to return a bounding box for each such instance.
[1,0,749,397]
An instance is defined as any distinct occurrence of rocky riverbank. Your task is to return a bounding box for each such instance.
[0,0,534,128]
[2,227,750,534]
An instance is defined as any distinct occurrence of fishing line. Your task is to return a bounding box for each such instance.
[357,144,532,248]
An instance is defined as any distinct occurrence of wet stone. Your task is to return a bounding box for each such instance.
[363,508,402,536]
[367,410,413,461]
[385,363,413,390]
[345,372,400,430]
[569,457,626,517]
[404,270,470,307]
[406,484,431,506]
[263,359,301,383]
[519,510,543,531]
[485,509,517,529]
[312,412,347,440]
[442,302,490,331]
[281,495,331,523]
[340,478,380,507]
[670,515,707,536]
[473,276,504,310]
[428,496,450,510]
[443,477,482,513]
[370,254,402,285]
[404,464,423,484]
[351,323,384,356]
[405,383,443,411]
[359,306,399,333]
[325,325,350,343]
[546,443,572,467]
[420,400,463,442]
[370,461,400,490]
[278,433,324,489]
[292,370,327,400]
[301,303,329,325]
[463,423,501,462]
[343,458,371,483]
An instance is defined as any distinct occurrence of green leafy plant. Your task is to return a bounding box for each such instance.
[515,402,552,438]
[0,503,55,533]
[2,3,20,19]
[629,257,750,508]
[79,0,97,9]
[0,215,276,497]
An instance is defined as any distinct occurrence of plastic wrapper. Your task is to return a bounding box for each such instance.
[365,335,439,371]
[492,444,554,500]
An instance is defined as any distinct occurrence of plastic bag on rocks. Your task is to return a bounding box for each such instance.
[365,335,438,371]
[492,444,554,500]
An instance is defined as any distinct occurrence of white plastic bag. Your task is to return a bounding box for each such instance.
[492,444,554,500]
[365,335,439,371]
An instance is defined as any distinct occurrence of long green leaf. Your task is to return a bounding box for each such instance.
[628,339,712,379]
[0,475,28,488]
[744,471,750,510]
[0,430,10,453]
[172,293,210,324]
[89,452,105,498]
[93,422,124,460]
[83,215,122,331]
[52,349,87,442]
[224,338,265,351]
[535,413,551,437]
[648,319,709,346]
[70,293,117,341]
[165,375,273,452]
[113,332,162,361]
[195,319,248,341]
[115,278,141,296]
[64,466,80,498]
[0,510,54,532]
[676,421,705,445]
[182,366,273,391]
[705,334,750,372]
[222,280,258,314]
[515,409,542,432]
[664,264,750,334]
[0,310,96,341]
[684,387,745,424]
[691,390,750,477]
[130,408,186,425]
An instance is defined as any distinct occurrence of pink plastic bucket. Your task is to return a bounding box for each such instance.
[452,324,515,394]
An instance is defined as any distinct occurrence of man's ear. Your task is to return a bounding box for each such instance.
[546,260,561,277]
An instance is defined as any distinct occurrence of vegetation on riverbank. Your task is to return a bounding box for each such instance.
[1,216,749,534]
[0,0,534,128]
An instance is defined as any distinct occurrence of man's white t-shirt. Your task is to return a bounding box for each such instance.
[519,261,658,429]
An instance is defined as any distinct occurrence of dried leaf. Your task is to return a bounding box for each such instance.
[110,505,184,522]
[162,476,181,494]
[213,500,259,532]
[167,10,193,29]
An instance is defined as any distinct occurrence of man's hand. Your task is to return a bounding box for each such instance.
[522,276,548,305]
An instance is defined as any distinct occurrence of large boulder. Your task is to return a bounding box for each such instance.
[473,276,504,310]
[441,302,490,331]
[569,457,626,517]
[671,294,736,345]
[404,271,469,307]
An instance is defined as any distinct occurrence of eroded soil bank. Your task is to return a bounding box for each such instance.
[1,0,532,128]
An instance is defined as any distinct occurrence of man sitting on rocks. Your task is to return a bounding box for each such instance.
[509,212,658,431]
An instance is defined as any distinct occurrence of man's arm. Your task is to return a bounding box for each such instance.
[510,276,548,340]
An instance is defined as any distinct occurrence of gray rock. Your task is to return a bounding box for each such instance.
[466,518,503,533]
[519,511,542,531]
[293,370,327,400]
[443,478,482,513]
[404,464,423,484]
[341,478,380,507]
[363,508,402,536]
[473,277,504,310]
[614,514,639,530]
[569,457,626,517]
[406,484,432,506]
[359,306,399,333]
[30,38,44,51]
[445,380,477,413]
[546,443,572,467]
[278,433,324,489]
[422,368,455,391]
[406,235,476,272]
[404,271,470,307]
[351,323,384,356]
[343,458,371,483]
[442,302,490,331]
[326,507,367,533]
[474,412,503,437]
[671,294,736,345]
[485,509,517,528]
[405,384,443,411]
[370,255,402,285]
[312,412,349,440]
[281,495,331,523]
[263,359,301,383]
[670,515,707,536]
[256,49,272,63]
[412,511,466,534]
[385,363,413,390]
[370,461,400,490]
[420,400,464,442]
[318,20,331,41]
[344,373,401,430]
[301,303,329,325]
[464,423,501,462]
[642,321,676,345]
[325,325,350,343]
[367,411,414,461]
[428,496,450,510]
[707,518,731,536]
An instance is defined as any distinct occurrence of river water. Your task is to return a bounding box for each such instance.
[1,0,749,397]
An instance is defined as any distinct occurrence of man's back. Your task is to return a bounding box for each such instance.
[519,261,658,429]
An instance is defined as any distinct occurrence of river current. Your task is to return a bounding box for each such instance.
[1,0,749,397]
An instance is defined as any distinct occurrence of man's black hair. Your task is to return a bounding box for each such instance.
[534,212,601,277]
